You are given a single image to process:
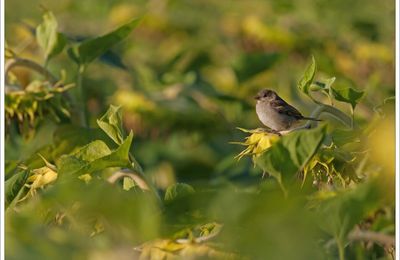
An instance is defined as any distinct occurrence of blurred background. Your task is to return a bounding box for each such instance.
[5,0,395,259]
[6,0,395,186]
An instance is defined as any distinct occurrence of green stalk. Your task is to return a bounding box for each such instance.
[309,103,353,128]
[336,238,345,260]
[128,153,162,204]
[350,106,355,129]
[288,103,353,133]
[76,65,87,127]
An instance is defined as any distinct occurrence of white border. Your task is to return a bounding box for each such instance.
[0,2,398,260]
[1,0,5,257]
[396,0,399,258]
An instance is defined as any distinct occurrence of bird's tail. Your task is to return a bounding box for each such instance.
[301,117,322,121]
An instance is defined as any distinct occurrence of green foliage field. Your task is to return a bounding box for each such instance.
[5,1,395,259]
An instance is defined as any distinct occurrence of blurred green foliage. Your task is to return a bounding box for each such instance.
[5,0,395,259]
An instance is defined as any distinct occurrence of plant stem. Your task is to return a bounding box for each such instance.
[76,65,87,127]
[5,58,58,87]
[284,103,353,134]
[310,104,353,127]
[336,238,345,260]
[128,153,162,203]
[107,169,150,191]
[350,106,354,129]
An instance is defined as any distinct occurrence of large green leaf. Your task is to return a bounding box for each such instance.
[97,105,125,145]
[58,132,133,176]
[52,125,112,151]
[255,126,326,189]
[5,170,29,208]
[97,105,144,175]
[331,129,362,146]
[72,140,111,162]
[330,85,364,109]
[36,10,67,62]
[297,55,316,96]
[316,179,383,248]
[67,18,141,65]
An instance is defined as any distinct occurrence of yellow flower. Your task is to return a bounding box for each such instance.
[233,128,280,160]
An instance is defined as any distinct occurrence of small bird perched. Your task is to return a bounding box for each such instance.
[255,89,321,133]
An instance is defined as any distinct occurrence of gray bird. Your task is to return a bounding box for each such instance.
[255,89,321,133]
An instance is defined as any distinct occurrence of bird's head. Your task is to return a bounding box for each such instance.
[254,89,277,102]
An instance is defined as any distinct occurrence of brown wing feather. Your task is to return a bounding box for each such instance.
[270,98,303,119]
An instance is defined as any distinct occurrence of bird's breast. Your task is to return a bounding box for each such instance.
[256,102,293,131]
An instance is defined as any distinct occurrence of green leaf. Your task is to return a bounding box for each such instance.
[57,155,85,176]
[51,125,112,158]
[255,126,326,189]
[5,161,20,180]
[56,139,113,175]
[123,177,136,191]
[36,11,67,62]
[164,183,195,202]
[316,179,383,246]
[58,132,133,176]
[297,55,316,95]
[5,170,29,208]
[98,131,133,168]
[330,85,364,109]
[309,77,336,92]
[97,105,125,145]
[67,18,141,65]
[331,129,361,146]
[72,140,112,162]
[52,33,67,59]
[96,106,144,178]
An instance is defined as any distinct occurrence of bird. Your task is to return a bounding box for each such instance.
[254,89,321,133]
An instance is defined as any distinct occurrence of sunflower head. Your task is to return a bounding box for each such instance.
[233,128,280,161]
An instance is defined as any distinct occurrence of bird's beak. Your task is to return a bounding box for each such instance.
[254,95,260,100]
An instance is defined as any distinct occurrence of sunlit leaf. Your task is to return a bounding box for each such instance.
[58,132,133,176]
[56,155,85,176]
[123,176,136,191]
[51,125,111,160]
[297,55,316,95]
[36,10,67,62]
[67,18,141,65]
[97,105,125,145]
[72,140,112,162]
[255,126,326,189]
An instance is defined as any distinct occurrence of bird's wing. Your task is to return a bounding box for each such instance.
[270,98,303,119]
